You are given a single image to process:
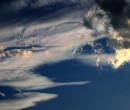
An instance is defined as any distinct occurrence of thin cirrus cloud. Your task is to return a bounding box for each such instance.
[0,1,93,109]
[0,20,91,110]
[0,92,58,110]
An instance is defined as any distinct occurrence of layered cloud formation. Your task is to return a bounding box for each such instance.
[84,0,130,68]
[0,0,130,109]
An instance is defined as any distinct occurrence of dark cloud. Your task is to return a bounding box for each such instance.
[95,0,127,15]
[94,0,130,29]
[84,0,130,50]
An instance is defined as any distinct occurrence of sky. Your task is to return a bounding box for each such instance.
[0,0,130,110]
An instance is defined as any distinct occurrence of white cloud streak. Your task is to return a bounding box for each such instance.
[0,92,58,110]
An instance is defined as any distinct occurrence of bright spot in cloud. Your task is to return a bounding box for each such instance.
[110,49,130,69]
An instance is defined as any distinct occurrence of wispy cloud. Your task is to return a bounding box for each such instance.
[0,92,58,110]
[0,24,91,109]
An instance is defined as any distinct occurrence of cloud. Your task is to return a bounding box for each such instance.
[0,0,129,69]
[109,49,130,69]
[1,0,130,109]
[0,92,58,110]
[84,6,111,35]
[0,25,91,109]
[0,92,5,97]
[0,45,4,51]
[0,9,96,108]
[0,47,90,109]
[1,0,30,12]
[0,49,32,59]
[0,0,94,14]
[83,1,130,69]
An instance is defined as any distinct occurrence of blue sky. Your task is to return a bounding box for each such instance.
[25,59,130,110]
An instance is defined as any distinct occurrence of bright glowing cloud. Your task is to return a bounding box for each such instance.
[110,49,130,69]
